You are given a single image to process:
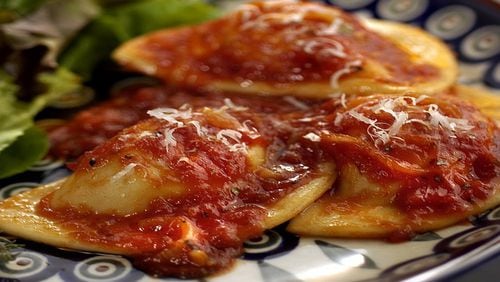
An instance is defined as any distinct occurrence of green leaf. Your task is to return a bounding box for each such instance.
[0,0,48,23]
[1,0,100,66]
[0,68,80,179]
[0,236,23,264]
[0,72,32,153]
[60,0,220,79]
[0,68,80,151]
[0,126,49,179]
[37,67,82,102]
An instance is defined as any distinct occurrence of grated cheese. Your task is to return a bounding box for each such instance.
[336,95,474,146]
[112,163,137,181]
[425,104,474,135]
[300,38,347,58]
[147,107,195,127]
[177,157,196,166]
[262,0,300,8]
[283,96,310,110]
[240,12,303,30]
[163,128,178,151]
[148,100,260,155]
[241,120,261,139]
[340,93,347,108]
[217,129,243,144]
[223,98,248,111]
[216,129,247,153]
[316,18,344,36]
[334,112,343,126]
[238,4,260,22]
[327,92,347,109]
[187,120,206,137]
[303,132,321,142]
[329,59,362,89]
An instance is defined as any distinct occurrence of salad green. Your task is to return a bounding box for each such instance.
[0,0,220,179]
[0,236,23,265]
[61,0,220,79]
[0,69,80,178]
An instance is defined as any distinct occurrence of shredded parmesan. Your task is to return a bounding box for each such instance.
[187,120,205,137]
[112,163,137,181]
[283,96,310,110]
[241,120,261,139]
[163,128,178,151]
[147,100,260,154]
[300,38,347,58]
[177,157,196,166]
[239,4,260,22]
[340,93,347,108]
[228,143,248,153]
[334,113,343,126]
[139,131,154,138]
[303,132,321,142]
[317,18,344,35]
[335,95,474,146]
[147,107,195,127]
[262,0,300,7]
[239,0,334,31]
[224,98,248,111]
[217,129,243,144]
[241,12,303,30]
[327,92,347,108]
[329,59,362,89]
[425,104,474,134]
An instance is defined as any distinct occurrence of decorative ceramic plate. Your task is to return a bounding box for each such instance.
[1,0,499,281]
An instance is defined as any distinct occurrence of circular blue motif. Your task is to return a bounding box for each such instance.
[0,251,49,279]
[486,206,500,222]
[243,226,299,260]
[435,225,500,253]
[376,0,428,22]
[425,5,476,40]
[28,157,64,172]
[484,61,500,88]
[448,225,500,249]
[72,256,137,281]
[469,206,500,225]
[329,0,375,10]
[244,230,283,254]
[460,25,500,61]
[380,253,450,279]
[0,182,39,200]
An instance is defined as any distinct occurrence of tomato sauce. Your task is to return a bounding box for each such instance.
[312,95,499,217]
[41,102,322,278]
[48,85,313,160]
[130,1,438,89]
[42,88,500,277]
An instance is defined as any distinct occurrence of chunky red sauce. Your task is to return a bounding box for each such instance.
[48,86,312,160]
[314,95,499,216]
[41,102,321,278]
[44,86,499,277]
[126,1,438,88]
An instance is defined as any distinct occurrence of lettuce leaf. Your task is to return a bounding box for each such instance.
[1,0,100,67]
[0,236,23,265]
[60,0,219,79]
[0,0,48,23]
[0,0,219,179]
[0,68,80,179]
[0,126,49,179]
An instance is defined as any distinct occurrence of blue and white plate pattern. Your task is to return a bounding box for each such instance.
[1,0,499,281]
